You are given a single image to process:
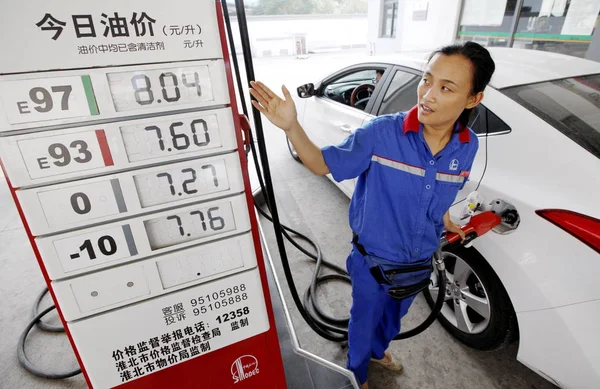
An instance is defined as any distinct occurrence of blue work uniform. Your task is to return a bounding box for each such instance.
[321,105,479,384]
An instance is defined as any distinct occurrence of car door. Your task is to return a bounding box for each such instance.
[302,65,392,196]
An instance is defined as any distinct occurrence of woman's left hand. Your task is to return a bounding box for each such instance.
[445,220,466,242]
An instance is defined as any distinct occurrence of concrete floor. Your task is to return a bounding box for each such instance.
[0,52,558,389]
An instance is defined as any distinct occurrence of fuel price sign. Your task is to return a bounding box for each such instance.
[0,1,287,388]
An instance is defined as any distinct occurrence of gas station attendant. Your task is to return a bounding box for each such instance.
[249,41,496,389]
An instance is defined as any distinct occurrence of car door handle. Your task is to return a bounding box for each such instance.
[339,125,353,134]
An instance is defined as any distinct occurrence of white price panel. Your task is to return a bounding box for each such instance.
[17,152,244,236]
[120,112,224,163]
[0,0,224,74]
[37,193,251,280]
[108,65,214,112]
[17,130,109,180]
[0,76,98,125]
[36,180,127,229]
[0,108,237,187]
[54,225,137,274]
[145,201,237,250]
[134,157,232,208]
[52,233,257,321]
[0,60,229,133]
[67,268,269,389]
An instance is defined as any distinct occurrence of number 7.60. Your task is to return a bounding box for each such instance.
[145,119,210,152]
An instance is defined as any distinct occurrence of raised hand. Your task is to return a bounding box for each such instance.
[249,81,298,132]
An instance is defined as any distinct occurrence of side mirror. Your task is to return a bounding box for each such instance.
[297,83,315,98]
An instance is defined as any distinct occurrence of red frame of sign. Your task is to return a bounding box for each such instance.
[0,2,286,388]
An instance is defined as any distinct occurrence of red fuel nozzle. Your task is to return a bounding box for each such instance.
[444,211,503,246]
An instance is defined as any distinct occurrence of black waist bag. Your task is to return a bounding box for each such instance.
[353,234,433,300]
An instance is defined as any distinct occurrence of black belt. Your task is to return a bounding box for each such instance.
[351,233,433,274]
[351,232,368,256]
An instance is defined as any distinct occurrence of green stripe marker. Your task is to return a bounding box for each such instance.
[81,75,99,116]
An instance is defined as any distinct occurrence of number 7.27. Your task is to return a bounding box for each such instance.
[17,85,73,115]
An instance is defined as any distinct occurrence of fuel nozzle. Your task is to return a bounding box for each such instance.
[441,195,520,249]
[442,211,503,249]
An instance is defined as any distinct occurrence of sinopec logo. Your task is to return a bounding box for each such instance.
[231,355,260,384]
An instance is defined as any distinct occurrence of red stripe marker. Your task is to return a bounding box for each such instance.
[95,130,114,166]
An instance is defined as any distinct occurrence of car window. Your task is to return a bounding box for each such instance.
[467,104,510,135]
[378,69,420,115]
[503,75,600,158]
[333,70,378,84]
[322,68,385,111]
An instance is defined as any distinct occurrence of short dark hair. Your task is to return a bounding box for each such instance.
[428,41,496,127]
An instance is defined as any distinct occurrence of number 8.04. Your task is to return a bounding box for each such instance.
[131,72,202,106]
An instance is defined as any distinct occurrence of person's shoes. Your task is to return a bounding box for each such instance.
[370,350,403,373]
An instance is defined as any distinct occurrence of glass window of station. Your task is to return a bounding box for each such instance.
[457,0,600,58]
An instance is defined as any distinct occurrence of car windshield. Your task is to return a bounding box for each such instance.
[502,75,600,159]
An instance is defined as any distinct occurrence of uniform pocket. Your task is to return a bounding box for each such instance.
[432,181,463,220]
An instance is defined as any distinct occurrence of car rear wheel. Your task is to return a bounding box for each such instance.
[424,245,518,350]
[286,136,302,163]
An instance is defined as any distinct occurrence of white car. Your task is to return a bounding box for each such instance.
[287,48,600,389]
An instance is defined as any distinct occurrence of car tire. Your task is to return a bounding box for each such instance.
[286,136,302,163]
[423,245,518,350]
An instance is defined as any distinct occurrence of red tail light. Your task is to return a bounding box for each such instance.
[536,210,600,254]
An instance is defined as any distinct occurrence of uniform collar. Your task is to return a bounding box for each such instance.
[402,105,471,143]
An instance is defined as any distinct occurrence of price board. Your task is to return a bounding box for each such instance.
[0,1,286,388]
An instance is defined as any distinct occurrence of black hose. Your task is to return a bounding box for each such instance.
[17,299,81,379]
[32,288,64,333]
[394,266,447,340]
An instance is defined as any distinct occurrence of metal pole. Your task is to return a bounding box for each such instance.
[507,0,524,48]
[452,0,466,42]
[220,0,250,118]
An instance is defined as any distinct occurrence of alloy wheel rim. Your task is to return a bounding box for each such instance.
[429,251,491,335]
